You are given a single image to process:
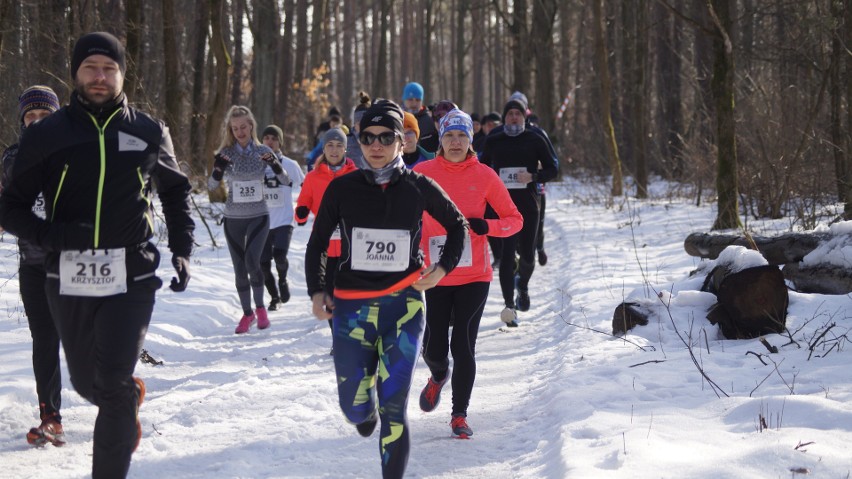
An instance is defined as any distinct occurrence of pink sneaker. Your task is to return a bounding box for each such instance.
[235,312,256,334]
[256,307,270,329]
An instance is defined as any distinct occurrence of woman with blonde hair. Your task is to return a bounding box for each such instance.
[209,105,290,334]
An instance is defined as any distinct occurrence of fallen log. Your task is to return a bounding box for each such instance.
[782,263,852,294]
[704,264,788,339]
[684,232,829,265]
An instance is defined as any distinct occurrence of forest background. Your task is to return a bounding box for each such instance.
[0,0,850,229]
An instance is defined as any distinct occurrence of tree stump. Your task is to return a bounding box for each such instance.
[704,265,788,339]
[612,302,650,335]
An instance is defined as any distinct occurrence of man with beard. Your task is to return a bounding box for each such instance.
[0,32,195,478]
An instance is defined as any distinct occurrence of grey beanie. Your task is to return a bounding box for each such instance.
[321,127,347,147]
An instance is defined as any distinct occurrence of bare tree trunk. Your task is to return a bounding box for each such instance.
[830,0,849,213]
[373,0,391,96]
[124,0,142,101]
[68,0,98,46]
[309,0,328,71]
[846,0,852,220]
[421,0,434,96]
[0,0,11,57]
[531,0,558,133]
[32,0,67,92]
[360,2,370,90]
[709,0,740,230]
[230,0,244,106]
[592,0,623,197]
[294,0,309,83]
[161,0,183,159]
[454,0,467,106]
[339,1,354,122]
[654,1,683,179]
[252,0,278,128]
[389,5,399,101]
[205,0,233,202]
[277,0,295,131]
[189,0,210,173]
[471,2,484,114]
[509,0,528,94]
[631,1,648,198]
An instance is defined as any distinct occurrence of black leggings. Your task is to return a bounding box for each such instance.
[536,192,546,251]
[224,215,269,315]
[422,282,489,416]
[499,192,540,307]
[19,263,62,420]
[261,225,294,299]
[46,274,160,479]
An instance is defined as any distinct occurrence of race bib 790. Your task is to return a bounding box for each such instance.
[350,227,410,272]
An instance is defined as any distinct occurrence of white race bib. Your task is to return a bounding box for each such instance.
[263,186,286,208]
[33,194,46,219]
[428,234,472,267]
[351,227,410,272]
[499,167,528,189]
[59,249,127,297]
[232,180,263,203]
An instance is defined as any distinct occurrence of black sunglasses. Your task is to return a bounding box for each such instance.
[359,131,399,146]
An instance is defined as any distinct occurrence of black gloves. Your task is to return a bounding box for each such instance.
[295,206,310,225]
[169,254,190,292]
[261,152,284,175]
[467,218,489,236]
[212,153,230,181]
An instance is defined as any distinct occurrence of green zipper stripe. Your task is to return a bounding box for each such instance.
[86,109,121,248]
[50,164,70,222]
[137,167,154,233]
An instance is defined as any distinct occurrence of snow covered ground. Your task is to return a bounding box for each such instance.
[1,177,850,478]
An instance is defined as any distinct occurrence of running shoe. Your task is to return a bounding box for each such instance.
[279,281,291,304]
[268,297,281,311]
[537,248,548,266]
[133,376,146,451]
[419,374,450,412]
[356,410,378,437]
[235,312,256,334]
[256,307,270,329]
[500,307,518,327]
[26,412,65,447]
[450,414,473,439]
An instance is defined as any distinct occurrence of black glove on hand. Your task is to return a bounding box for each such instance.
[467,218,489,236]
[169,255,190,292]
[261,153,285,175]
[212,153,230,181]
[295,206,310,223]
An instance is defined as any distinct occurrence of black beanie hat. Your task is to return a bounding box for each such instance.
[503,99,528,120]
[71,32,127,79]
[359,99,404,136]
[262,124,284,141]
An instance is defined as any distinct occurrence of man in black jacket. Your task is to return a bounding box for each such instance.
[0,32,194,479]
[480,97,558,327]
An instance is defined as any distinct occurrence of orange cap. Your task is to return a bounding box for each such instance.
[403,111,420,140]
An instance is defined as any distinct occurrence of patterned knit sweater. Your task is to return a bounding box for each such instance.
[208,142,288,219]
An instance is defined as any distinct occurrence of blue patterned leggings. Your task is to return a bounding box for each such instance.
[332,287,425,479]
